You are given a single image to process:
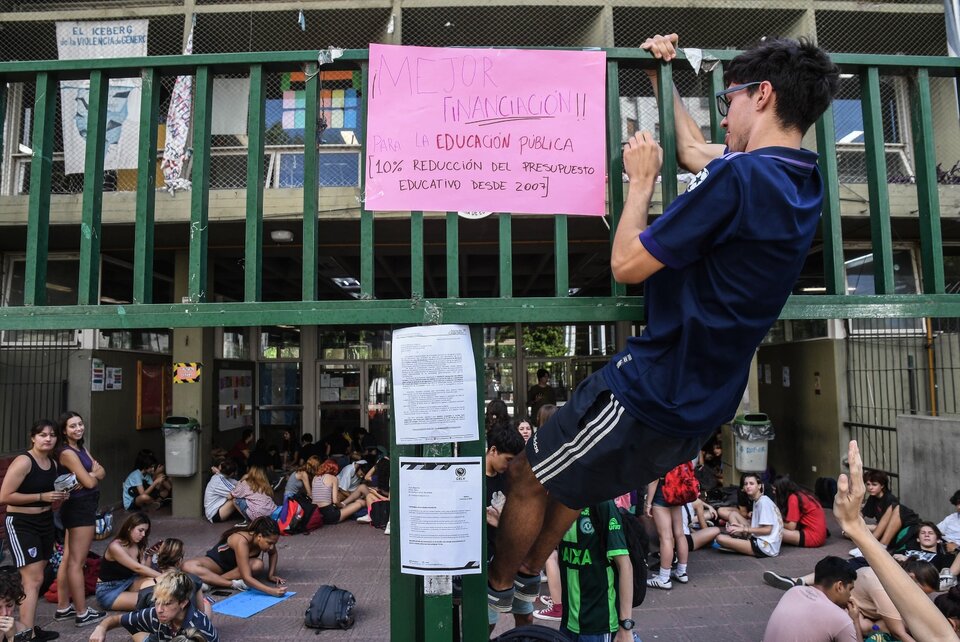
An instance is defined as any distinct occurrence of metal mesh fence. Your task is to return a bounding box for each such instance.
[1,1,958,198]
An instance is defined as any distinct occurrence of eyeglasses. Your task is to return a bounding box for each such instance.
[715,81,763,117]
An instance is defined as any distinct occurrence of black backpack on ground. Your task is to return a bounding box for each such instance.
[494,624,570,641]
[815,477,838,508]
[590,505,649,608]
[370,500,390,529]
[304,585,356,631]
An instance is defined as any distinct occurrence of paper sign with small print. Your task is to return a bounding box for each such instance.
[365,44,606,216]
[173,362,202,384]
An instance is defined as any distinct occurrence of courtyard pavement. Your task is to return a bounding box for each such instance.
[24,508,852,641]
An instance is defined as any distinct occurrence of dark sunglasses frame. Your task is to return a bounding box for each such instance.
[715,81,763,117]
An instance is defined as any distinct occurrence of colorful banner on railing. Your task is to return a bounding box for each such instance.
[56,20,147,175]
[365,44,606,216]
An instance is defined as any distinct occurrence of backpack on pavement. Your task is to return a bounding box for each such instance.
[304,584,356,631]
[369,500,390,529]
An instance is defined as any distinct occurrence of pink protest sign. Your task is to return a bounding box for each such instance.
[364,44,607,216]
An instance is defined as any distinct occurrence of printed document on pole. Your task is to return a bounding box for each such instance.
[399,457,482,575]
[392,324,479,444]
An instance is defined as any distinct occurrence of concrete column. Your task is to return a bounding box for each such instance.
[169,251,214,518]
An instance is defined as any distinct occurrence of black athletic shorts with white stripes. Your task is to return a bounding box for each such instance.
[5,511,55,568]
[526,369,704,510]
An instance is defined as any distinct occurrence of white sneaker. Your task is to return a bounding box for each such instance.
[940,568,957,591]
[848,547,863,558]
[383,520,390,535]
[646,576,672,590]
[356,514,372,523]
[670,569,689,584]
[231,579,248,591]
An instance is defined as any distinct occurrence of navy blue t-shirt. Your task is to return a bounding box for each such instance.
[603,147,822,438]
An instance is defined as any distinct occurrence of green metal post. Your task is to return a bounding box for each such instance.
[189,65,213,302]
[0,82,6,192]
[656,61,678,207]
[360,62,375,299]
[411,212,424,299]
[77,70,108,306]
[422,440,455,641]
[605,60,626,297]
[910,68,945,294]
[133,67,159,304]
[859,67,894,295]
[302,62,319,301]
[446,213,460,298]
[24,72,57,307]
[555,215,569,297]
[460,325,489,642]
[814,106,845,296]
[245,63,265,303]
[499,214,513,298]
[709,64,725,144]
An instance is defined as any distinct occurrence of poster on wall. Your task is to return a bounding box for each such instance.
[106,367,123,390]
[137,361,169,430]
[56,20,148,175]
[91,358,105,392]
[218,368,254,431]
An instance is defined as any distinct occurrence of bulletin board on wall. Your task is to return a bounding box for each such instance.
[217,361,255,432]
[137,361,171,429]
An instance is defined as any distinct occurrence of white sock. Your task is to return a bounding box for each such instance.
[659,567,671,581]
[676,563,687,575]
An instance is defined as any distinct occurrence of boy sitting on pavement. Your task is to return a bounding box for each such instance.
[763,555,859,642]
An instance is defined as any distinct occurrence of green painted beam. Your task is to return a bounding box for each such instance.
[555,215,569,297]
[446,213,459,298]
[499,214,513,298]
[814,106,846,296]
[78,70,108,306]
[709,64,725,144]
[133,67,160,304]
[656,61,678,207]
[605,59,626,298]
[460,325,488,642]
[359,62,375,300]
[23,72,57,307]
[859,67,895,295]
[301,62,319,301]
[411,212,424,299]
[244,63,266,302]
[189,65,213,303]
[909,68,945,295]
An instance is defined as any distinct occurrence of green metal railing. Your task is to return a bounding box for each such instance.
[1,48,959,640]
[1,48,957,331]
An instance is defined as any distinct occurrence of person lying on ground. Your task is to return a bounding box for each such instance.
[88,570,219,642]
[181,517,286,596]
[892,521,958,574]
[773,477,828,548]
[95,512,160,612]
[712,472,783,558]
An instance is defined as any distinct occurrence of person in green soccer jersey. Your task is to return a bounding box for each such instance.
[557,500,638,642]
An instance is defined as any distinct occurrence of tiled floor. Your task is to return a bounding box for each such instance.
[19,509,852,641]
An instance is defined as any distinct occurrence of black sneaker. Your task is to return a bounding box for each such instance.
[53,605,76,621]
[75,607,107,627]
[30,626,60,641]
[763,570,800,591]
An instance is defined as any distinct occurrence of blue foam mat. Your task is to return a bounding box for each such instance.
[212,589,296,618]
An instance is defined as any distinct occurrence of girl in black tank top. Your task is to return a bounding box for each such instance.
[0,419,70,639]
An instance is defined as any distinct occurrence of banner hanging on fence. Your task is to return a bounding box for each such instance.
[365,44,607,216]
[56,20,147,175]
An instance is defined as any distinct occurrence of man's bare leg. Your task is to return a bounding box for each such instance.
[489,452,549,590]
[519,497,580,575]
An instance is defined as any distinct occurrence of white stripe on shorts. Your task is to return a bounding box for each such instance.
[532,395,624,485]
[5,515,25,567]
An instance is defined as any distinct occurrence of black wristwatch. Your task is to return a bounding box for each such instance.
[619,618,635,630]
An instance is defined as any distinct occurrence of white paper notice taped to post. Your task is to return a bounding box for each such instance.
[392,324,479,444]
[399,457,482,575]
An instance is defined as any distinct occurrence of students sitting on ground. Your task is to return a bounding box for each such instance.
[356,456,391,524]
[763,555,859,642]
[283,456,317,499]
[860,468,920,551]
[122,451,171,511]
[310,459,366,524]
[482,426,530,633]
[135,539,210,617]
[203,460,238,524]
[938,489,960,554]
[336,459,372,503]
[95,513,160,611]
[226,429,254,475]
[88,570,219,642]
[182,517,286,596]
[680,498,721,551]
[556,500,637,642]
[773,477,828,548]
[229,465,277,522]
[295,433,318,467]
[713,472,783,558]
[892,521,960,587]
